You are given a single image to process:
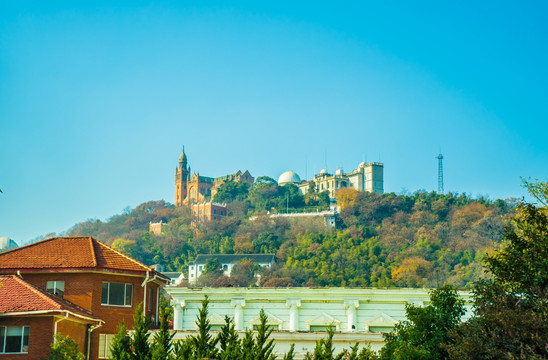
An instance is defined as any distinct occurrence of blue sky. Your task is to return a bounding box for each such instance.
[1,1,547,244]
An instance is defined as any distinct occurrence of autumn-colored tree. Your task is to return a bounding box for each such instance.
[335,187,359,210]
[391,257,433,287]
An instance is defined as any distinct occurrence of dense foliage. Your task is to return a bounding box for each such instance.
[379,285,464,360]
[445,180,548,360]
[48,334,85,360]
[60,177,515,288]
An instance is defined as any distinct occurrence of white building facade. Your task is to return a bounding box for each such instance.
[285,162,384,198]
[188,254,275,283]
[165,287,472,358]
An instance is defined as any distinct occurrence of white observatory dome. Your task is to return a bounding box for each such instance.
[278,171,302,185]
[319,169,327,175]
[335,168,343,175]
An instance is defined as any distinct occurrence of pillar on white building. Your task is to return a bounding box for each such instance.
[286,299,301,332]
[171,300,186,330]
[344,299,359,332]
[231,299,246,330]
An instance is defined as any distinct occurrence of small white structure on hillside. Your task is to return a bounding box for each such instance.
[188,254,275,283]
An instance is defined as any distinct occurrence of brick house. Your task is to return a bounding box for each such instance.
[0,236,169,359]
[0,274,102,359]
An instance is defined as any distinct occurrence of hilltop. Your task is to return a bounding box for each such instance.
[62,177,516,289]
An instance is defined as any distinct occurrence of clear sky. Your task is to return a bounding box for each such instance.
[1,1,547,245]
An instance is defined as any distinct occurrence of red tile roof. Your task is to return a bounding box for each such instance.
[0,275,101,323]
[0,237,166,279]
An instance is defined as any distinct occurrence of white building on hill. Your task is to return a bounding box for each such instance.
[165,287,473,358]
[188,254,275,283]
[278,161,384,199]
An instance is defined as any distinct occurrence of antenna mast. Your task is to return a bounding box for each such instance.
[437,153,444,194]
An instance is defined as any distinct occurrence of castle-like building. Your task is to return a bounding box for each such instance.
[175,148,254,206]
[279,162,384,198]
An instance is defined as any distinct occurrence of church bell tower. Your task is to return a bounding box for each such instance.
[175,147,189,206]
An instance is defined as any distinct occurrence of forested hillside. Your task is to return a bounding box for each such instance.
[65,178,516,288]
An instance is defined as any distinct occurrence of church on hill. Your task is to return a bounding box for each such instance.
[174,148,254,206]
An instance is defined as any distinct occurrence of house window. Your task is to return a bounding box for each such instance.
[199,266,203,271]
[98,334,116,359]
[214,209,217,214]
[0,326,30,353]
[101,282,133,307]
[46,280,65,297]
[220,210,224,215]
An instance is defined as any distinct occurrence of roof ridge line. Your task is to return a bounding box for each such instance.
[0,236,93,257]
[94,239,152,272]
[89,236,98,267]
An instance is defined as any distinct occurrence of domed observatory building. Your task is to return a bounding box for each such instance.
[295,162,384,198]
[278,171,302,186]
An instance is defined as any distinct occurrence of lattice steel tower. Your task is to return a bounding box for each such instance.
[437,153,444,194]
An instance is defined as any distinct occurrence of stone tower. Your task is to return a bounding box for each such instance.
[175,148,189,206]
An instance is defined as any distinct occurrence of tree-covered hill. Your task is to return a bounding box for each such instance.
[64,179,516,288]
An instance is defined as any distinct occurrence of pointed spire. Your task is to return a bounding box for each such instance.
[179,146,188,169]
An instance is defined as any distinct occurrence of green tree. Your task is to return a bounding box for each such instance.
[131,303,151,360]
[252,309,276,360]
[347,343,378,360]
[217,315,242,360]
[230,258,261,286]
[151,296,175,360]
[447,180,548,360]
[380,285,465,360]
[109,321,132,360]
[198,258,223,286]
[283,344,296,360]
[213,181,251,203]
[190,296,218,359]
[304,327,344,360]
[172,340,193,360]
[48,334,85,360]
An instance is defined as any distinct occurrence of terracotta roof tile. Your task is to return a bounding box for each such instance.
[0,236,154,274]
[0,275,99,322]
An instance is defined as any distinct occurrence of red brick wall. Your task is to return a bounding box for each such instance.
[20,271,163,360]
[191,203,227,223]
[0,317,53,360]
[57,318,88,355]
[0,316,88,360]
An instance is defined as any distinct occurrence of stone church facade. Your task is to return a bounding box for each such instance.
[175,148,254,206]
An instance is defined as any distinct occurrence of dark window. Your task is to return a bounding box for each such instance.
[214,209,217,214]
[148,288,153,311]
[46,281,65,297]
[0,326,29,353]
[101,282,133,306]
